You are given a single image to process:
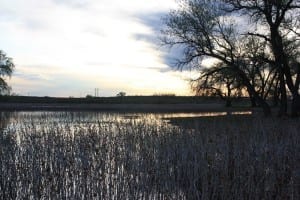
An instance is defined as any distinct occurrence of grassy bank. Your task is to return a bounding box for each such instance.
[0,112,298,199]
[0,95,251,112]
[0,95,246,104]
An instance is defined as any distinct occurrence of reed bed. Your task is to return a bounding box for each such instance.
[0,112,299,199]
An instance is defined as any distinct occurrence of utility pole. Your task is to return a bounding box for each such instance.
[94,88,99,97]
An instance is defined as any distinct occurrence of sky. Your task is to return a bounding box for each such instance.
[0,0,197,97]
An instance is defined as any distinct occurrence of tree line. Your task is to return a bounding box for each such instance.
[162,0,300,116]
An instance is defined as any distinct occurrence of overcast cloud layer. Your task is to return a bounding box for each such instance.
[0,0,195,97]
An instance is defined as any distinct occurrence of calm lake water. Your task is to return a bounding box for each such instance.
[0,111,252,131]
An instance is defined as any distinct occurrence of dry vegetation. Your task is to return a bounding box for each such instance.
[0,112,299,199]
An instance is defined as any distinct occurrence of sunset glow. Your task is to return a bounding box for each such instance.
[0,0,195,97]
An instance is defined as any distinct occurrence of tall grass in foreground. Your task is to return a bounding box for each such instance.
[0,112,299,199]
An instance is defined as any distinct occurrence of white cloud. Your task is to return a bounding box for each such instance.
[1,0,191,97]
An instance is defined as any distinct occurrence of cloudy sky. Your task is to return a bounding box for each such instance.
[0,0,196,97]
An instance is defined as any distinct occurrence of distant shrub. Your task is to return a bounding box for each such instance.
[86,94,93,98]
[116,91,126,97]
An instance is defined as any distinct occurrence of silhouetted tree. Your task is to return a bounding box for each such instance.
[162,0,300,116]
[240,36,280,106]
[0,50,14,95]
[116,92,126,97]
[162,0,272,115]
[192,36,280,108]
[192,64,243,107]
[223,0,300,116]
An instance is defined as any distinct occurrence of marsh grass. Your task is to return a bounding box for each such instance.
[0,112,299,199]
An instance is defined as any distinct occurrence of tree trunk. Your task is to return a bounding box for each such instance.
[236,68,271,116]
[257,96,272,116]
[250,96,257,107]
[270,28,296,93]
[270,28,299,116]
[291,68,300,115]
[246,85,271,116]
[278,72,288,117]
[291,94,300,117]
[226,84,232,107]
[273,93,279,107]
[273,79,280,106]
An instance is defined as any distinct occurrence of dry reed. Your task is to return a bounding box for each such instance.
[0,112,299,199]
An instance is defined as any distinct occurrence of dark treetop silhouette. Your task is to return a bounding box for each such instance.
[162,0,300,116]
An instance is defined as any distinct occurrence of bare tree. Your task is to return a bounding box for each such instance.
[162,0,272,115]
[223,0,300,116]
[240,36,280,106]
[192,64,243,107]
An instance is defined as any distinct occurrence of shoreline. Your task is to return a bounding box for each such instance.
[0,103,252,112]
